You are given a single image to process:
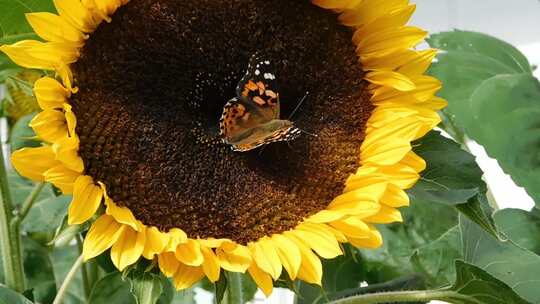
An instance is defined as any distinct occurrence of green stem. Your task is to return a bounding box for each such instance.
[52,254,84,304]
[329,289,472,304]
[225,272,243,304]
[17,182,45,222]
[76,235,91,300]
[0,143,25,292]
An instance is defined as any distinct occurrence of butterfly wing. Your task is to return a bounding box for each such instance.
[236,53,280,120]
[219,53,300,151]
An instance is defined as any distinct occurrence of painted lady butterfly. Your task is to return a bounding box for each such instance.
[219,53,302,152]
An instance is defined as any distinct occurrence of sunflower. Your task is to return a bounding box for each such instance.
[1,0,445,295]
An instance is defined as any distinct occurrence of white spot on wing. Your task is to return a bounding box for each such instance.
[264,73,275,80]
[255,69,261,75]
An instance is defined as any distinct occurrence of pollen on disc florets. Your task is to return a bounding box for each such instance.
[70,0,373,244]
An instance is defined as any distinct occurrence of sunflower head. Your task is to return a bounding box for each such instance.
[1,0,445,295]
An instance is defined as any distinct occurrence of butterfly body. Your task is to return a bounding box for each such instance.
[219,54,301,152]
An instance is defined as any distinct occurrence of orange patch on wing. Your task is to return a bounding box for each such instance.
[242,80,259,97]
[253,96,266,105]
[256,81,266,95]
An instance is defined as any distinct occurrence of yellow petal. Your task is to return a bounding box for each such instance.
[0,40,57,70]
[215,242,252,272]
[381,184,410,208]
[200,246,221,282]
[271,234,301,280]
[11,146,59,181]
[356,26,427,56]
[52,136,84,173]
[163,228,188,252]
[287,234,322,285]
[364,71,415,91]
[327,184,384,217]
[339,0,409,27]
[53,0,97,33]
[68,175,103,225]
[142,226,169,259]
[102,184,140,231]
[83,214,125,260]
[30,109,68,143]
[25,41,80,64]
[330,216,371,239]
[365,205,403,224]
[347,224,383,249]
[158,252,180,277]
[198,238,230,248]
[292,224,342,259]
[306,209,346,223]
[398,49,438,76]
[173,263,205,290]
[247,263,273,297]
[25,12,85,45]
[33,77,70,110]
[249,239,282,280]
[401,151,426,173]
[353,4,416,40]
[372,75,442,103]
[175,239,203,266]
[361,138,412,166]
[110,226,146,271]
[43,164,80,194]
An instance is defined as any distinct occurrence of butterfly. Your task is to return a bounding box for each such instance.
[219,53,302,152]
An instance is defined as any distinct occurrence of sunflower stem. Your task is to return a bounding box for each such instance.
[328,289,470,304]
[17,182,45,222]
[0,138,25,292]
[76,234,92,300]
[224,272,244,304]
[53,254,84,304]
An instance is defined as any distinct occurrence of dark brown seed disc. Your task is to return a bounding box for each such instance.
[70,0,374,244]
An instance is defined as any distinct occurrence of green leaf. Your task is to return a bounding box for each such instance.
[22,195,70,233]
[10,113,40,151]
[156,277,174,304]
[0,285,33,304]
[448,260,530,304]
[427,31,532,140]
[129,272,163,304]
[494,209,540,255]
[88,273,136,304]
[0,0,55,40]
[409,131,485,205]
[455,194,498,239]
[428,31,540,205]
[411,226,461,287]
[409,131,498,238]
[467,74,540,204]
[0,0,56,69]
[8,169,56,205]
[49,215,89,247]
[428,31,531,74]
[22,237,56,304]
[51,245,85,304]
[296,245,368,304]
[215,272,227,304]
[169,287,196,304]
[461,215,540,303]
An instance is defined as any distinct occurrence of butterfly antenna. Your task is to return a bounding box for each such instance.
[298,128,318,138]
[287,91,310,120]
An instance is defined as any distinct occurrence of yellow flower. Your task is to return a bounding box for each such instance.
[1,0,445,295]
